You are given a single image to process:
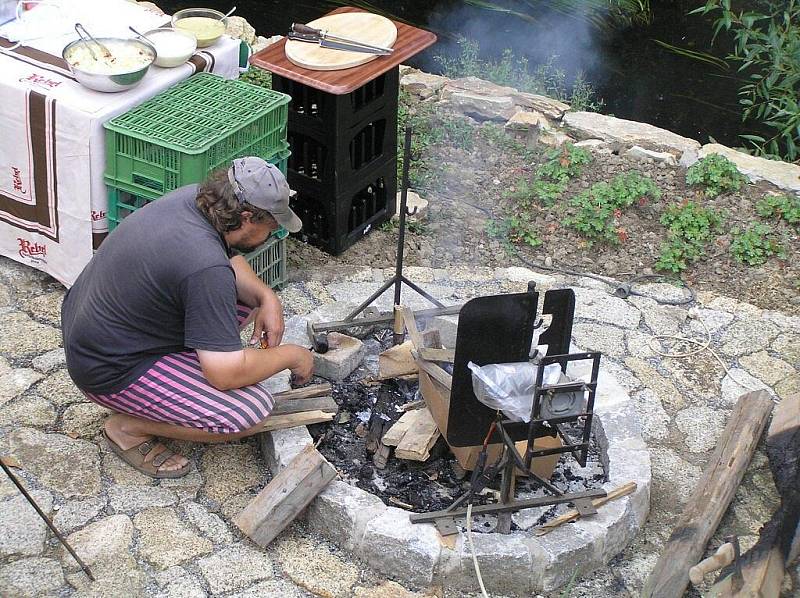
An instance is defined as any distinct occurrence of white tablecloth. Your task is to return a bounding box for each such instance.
[0,0,240,286]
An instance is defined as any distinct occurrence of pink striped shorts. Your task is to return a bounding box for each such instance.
[83,305,273,434]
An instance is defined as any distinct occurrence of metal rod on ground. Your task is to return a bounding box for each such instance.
[0,459,95,581]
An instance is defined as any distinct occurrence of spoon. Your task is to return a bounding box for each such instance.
[129,26,155,45]
[75,23,113,59]
[221,6,236,19]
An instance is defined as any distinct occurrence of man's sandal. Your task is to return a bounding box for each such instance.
[102,430,191,479]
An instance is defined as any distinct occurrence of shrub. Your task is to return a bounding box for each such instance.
[686,154,747,197]
[565,172,660,244]
[730,223,785,266]
[755,194,800,226]
[656,201,724,272]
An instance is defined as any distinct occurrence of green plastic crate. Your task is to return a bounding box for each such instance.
[245,234,287,290]
[106,144,290,229]
[104,73,290,197]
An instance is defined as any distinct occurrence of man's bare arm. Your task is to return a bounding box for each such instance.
[197,345,313,390]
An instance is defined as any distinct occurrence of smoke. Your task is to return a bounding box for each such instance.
[418,3,604,85]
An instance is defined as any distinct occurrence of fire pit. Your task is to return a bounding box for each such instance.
[263,289,651,594]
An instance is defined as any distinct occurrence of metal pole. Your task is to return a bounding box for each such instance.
[394,126,412,309]
[0,459,95,581]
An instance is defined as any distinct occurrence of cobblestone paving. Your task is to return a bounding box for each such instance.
[0,256,798,597]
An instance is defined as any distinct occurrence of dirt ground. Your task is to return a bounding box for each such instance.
[287,117,799,316]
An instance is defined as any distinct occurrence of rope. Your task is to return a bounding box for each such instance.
[466,502,489,598]
[647,315,791,396]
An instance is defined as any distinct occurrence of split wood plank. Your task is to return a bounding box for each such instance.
[382,410,417,447]
[262,410,335,431]
[378,341,417,378]
[399,306,425,352]
[534,481,637,536]
[271,396,338,417]
[417,348,455,363]
[416,359,452,391]
[273,383,332,401]
[641,390,774,598]
[233,445,337,547]
[395,407,440,461]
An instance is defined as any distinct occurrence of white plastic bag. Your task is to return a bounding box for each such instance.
[468,361,561,423]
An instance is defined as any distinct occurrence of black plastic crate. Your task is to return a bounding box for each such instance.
[272,69,399,133]
[290,156,397,254]
[286,104,397,193]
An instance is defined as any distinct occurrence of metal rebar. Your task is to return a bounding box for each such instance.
[0,459,95,581]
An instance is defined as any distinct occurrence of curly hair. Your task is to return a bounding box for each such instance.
[196,167,277,233]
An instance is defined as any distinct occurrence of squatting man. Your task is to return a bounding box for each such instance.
[62,157,314,477]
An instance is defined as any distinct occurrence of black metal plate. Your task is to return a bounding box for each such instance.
[447,291,538,447]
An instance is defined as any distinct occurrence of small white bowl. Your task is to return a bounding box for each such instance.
[144,28,197,68]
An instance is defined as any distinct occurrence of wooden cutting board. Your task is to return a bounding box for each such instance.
[285,13,397,71]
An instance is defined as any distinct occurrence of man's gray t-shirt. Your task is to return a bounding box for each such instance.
[61,185,243,394]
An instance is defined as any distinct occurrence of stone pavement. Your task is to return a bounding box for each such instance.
[0,255,798,597]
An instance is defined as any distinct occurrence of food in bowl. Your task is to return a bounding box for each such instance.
[62,38,155,92]
[145,28,197,67]
[172,8,226,48]
[65,40,153,75]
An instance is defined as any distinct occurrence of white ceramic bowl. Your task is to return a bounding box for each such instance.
[171,8,227,48]
[145,27,197,67]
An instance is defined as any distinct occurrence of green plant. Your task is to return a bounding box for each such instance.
[239,66,272,88]
[485,218,518,253]
[506,213,543,248]
[655,201,724,272]
[565,172,660,244]
[434,39,604,112]
[397,90,442,188]
[756,193,800,226]
[730,223,786,265]
[537,144,593,184]
[685,154,747,197]
[693,0,800,161]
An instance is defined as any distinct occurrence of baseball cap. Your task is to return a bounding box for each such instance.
[227,157,303,233]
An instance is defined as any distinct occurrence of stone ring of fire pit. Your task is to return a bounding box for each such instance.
[260,305,651,596]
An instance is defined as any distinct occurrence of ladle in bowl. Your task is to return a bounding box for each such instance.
[128,26,156,45]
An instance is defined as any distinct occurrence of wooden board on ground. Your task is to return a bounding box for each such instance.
[641,390,774,598]
[284,12,397,71]
[534,481,637,536]
[262,410,335,431]
[271,396,338,417]
[234,445,337,547]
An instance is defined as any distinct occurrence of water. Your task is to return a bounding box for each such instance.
[159,0,750,147]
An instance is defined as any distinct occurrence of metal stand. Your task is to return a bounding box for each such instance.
[308,126,462,349]
[410,351,605,532]
[1,459,95,580]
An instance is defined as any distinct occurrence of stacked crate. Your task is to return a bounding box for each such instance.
[103,73,291,289]
[271,68,399,254]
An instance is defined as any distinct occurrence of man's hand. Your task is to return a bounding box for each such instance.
[289,346,314,385]
[250,296,285,348]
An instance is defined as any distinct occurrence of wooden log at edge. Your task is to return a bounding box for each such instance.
[233,444,337,547]
[262,410,335,431]
[271,396,338,416]
[273,383,332,401]
[641,390,774,598]
[709,392,800,597]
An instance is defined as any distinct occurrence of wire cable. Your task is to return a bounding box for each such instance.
[466,502,489,598]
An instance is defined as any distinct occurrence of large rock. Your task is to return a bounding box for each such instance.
[108,485,178,512]
[0,368,43,406]
[134,507,213,569]
[60,402,110,438]
[9,428,101,498]
[400,69,448,99]
[53,497,107,534]
[64,514,133,568]
[0,490,53,557]
[0,396,56,427]
[0,311,61,356]
[200,444,264,504]
[563,112,700,156]
[273,535,359,598]
[697,143,800,193]
[0,557,65,597]
[197,543,274,594]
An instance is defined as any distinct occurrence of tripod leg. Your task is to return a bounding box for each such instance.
[497,453,515,534]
